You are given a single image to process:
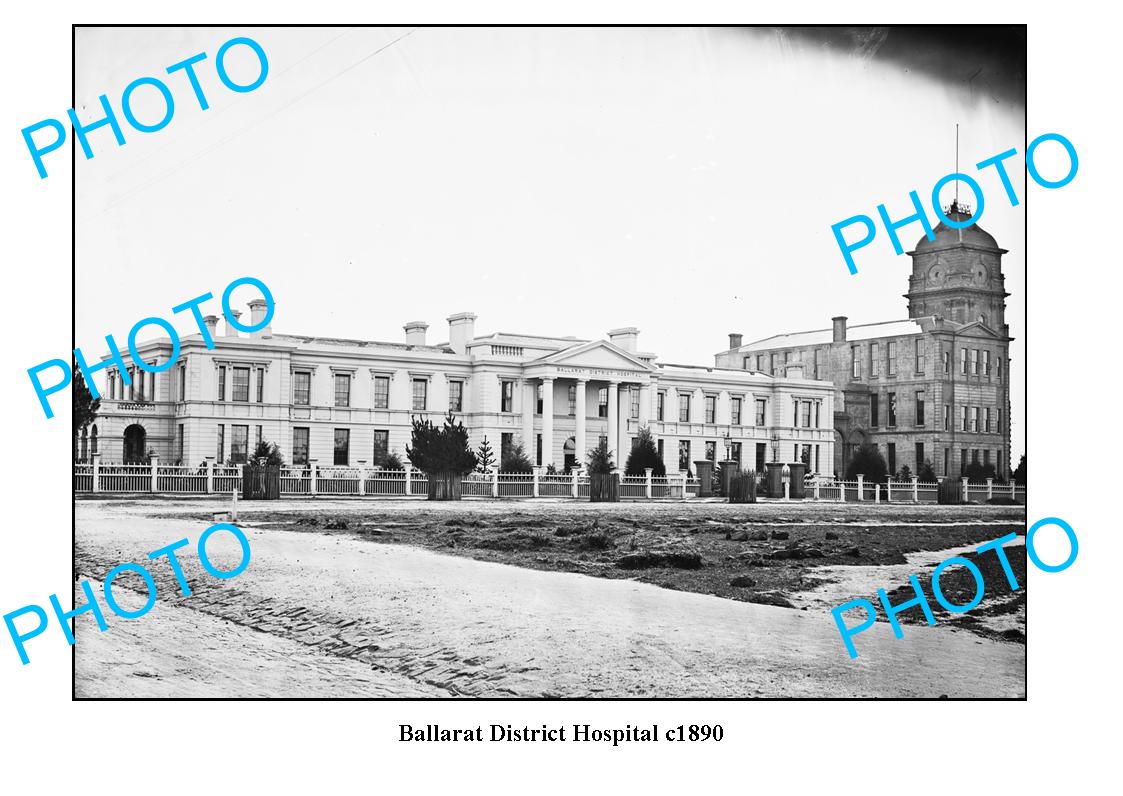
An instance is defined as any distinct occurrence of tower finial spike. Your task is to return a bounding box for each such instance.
[955,123,960,208]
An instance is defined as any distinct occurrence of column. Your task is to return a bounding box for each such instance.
[617,386,630,466]
[607,381,619,462]
[521,379,535,453]
[575,380,587,468]
[541,377,554,469]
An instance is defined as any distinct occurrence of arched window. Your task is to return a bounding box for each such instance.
[91,425,98,455]
[80,428,88,460]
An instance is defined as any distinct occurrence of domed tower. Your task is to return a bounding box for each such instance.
[905,201,1009,333]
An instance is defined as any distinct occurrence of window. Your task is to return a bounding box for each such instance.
[984,449,991,467]
[970,406,980,433]
[998,450,1004,476]
[598,435,608,450]
[175,425,183,462]
[216,424,224,461]
[887,341,897,376]
[997,409,1003,432]
[960,449,968,475]
[679,394,691,422]
[536,435,542,466]
[960,406,968,432]
[814,348,824,380]
[568,385,576,416]
[536,384,543,414]
[731,397,742,425]
[972,449,980,465]
[228,424,247,462]
[293,427,309,465]
[412,379,428,411]
[887,443,896,474]
[705,441,716,462]
[755,398,767,426]
[373,376,390,409]
[982,350,991,377]
[755,443,767,472]
[851,346,860,379]
[985,407,992,433]
[915,391,925,426]
[960,348,968,375]
[870,342,880,377]
[598,388,608,418]
[678,440,691,470]
[91,425,98,455]
[996,357,1003,379]
[657,392,665,421]
[970,349,979,375]
[943,350,951,374]
[631,388,641,419]
[334,373,351,407]
[448,380,463,412]
[943,448,949,477]
[501,433,513,460]
[255,425,262,450]
[743,356,752,370]
[256,368,264,402]
[217,366,226,401]
[373,429,389,465]
[333,428,350,465]
[657,438,664,461]
[915,339,925,374]
[887,392,897,426]
[501,380,514,413]
[770,353,778,375]
[800,400,812,428]
[943,404,950,431]
[731,442,742,465]
[916,443,925,471]
[784,351,792,364]
[293,371,311,406]
[756,355,765,372]
[705,395,716,423]
[177,364,186,401]
[871,394,879,427]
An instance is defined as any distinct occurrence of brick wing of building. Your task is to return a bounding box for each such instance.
[715,203,1013,480]
[82,308,836,476]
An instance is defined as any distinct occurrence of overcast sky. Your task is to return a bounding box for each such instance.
[75,26,1026,457]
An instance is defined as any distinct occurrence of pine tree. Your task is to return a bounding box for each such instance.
[73,360,100,432]
[624,426,666,476]
[845,443,888,483]
[587,439,615,475]
[501,440,534,473]
[406,412,478,476]
[476,436,497,473]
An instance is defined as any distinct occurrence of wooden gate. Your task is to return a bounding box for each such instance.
[728,472,758,503]
[589,473,619,502]
[427,473,463,500]
[243,464,280,500]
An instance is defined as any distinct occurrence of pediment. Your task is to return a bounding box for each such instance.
[954,321,1004,339]
[534,340,655,372]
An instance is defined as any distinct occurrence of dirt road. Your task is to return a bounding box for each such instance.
[75,499,1025,698]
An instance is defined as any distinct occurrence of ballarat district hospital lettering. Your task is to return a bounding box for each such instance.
[401,724,724,745]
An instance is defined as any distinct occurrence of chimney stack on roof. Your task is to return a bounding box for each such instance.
[447,312,477,355]
[728,333,743,350]
[225,310,242,338]
[203,315,220,340]
[607,327,639,353]
[248,298,271,338]
[832,316,848,343]
[404,321,429,347]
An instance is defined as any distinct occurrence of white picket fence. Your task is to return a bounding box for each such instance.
[73,458,1026,504]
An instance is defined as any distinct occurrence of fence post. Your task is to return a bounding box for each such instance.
[857,474,864,501]
[783,481,790,501]
[205,456,214,493]
[358,461,367,496]
[645,468,653,499]
[150,454,159,493]
[961,476,969,504]
[92,452,101,493]
[403,462,411,497]
[912,476,919,502]
[838,479,844,503]
[310,459,319,496]
[986,477,993,500]
[492,469,500,498]
[1010,481,1015,500]
[814,480,820,501]
[571,469,579,498]
[886,480,892,502]
[532,467,540,498]
[874,483,880,503]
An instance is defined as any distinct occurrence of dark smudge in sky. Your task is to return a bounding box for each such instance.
[765,26,1026,109]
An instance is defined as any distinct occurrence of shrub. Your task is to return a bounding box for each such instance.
[845,443,888,483]
[963,461,998,484]
[625,426,666,476]
[501,440,534,473]
[406,412,477,476]
[1013,455,1026,485]
[916,460,937,483]
[587,439,615,475]
[382,451,404,470]
[250,440,285,466]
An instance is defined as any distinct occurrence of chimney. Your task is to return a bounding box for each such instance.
[728,333,743,350]
[832,316,848,343]
[447,312,477,355]
[607,327,639,353]
[203,315,220,340]
[225,310,242,338]
[785,362,804,379]
[404,320,428,347]
[248,298,272,338]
